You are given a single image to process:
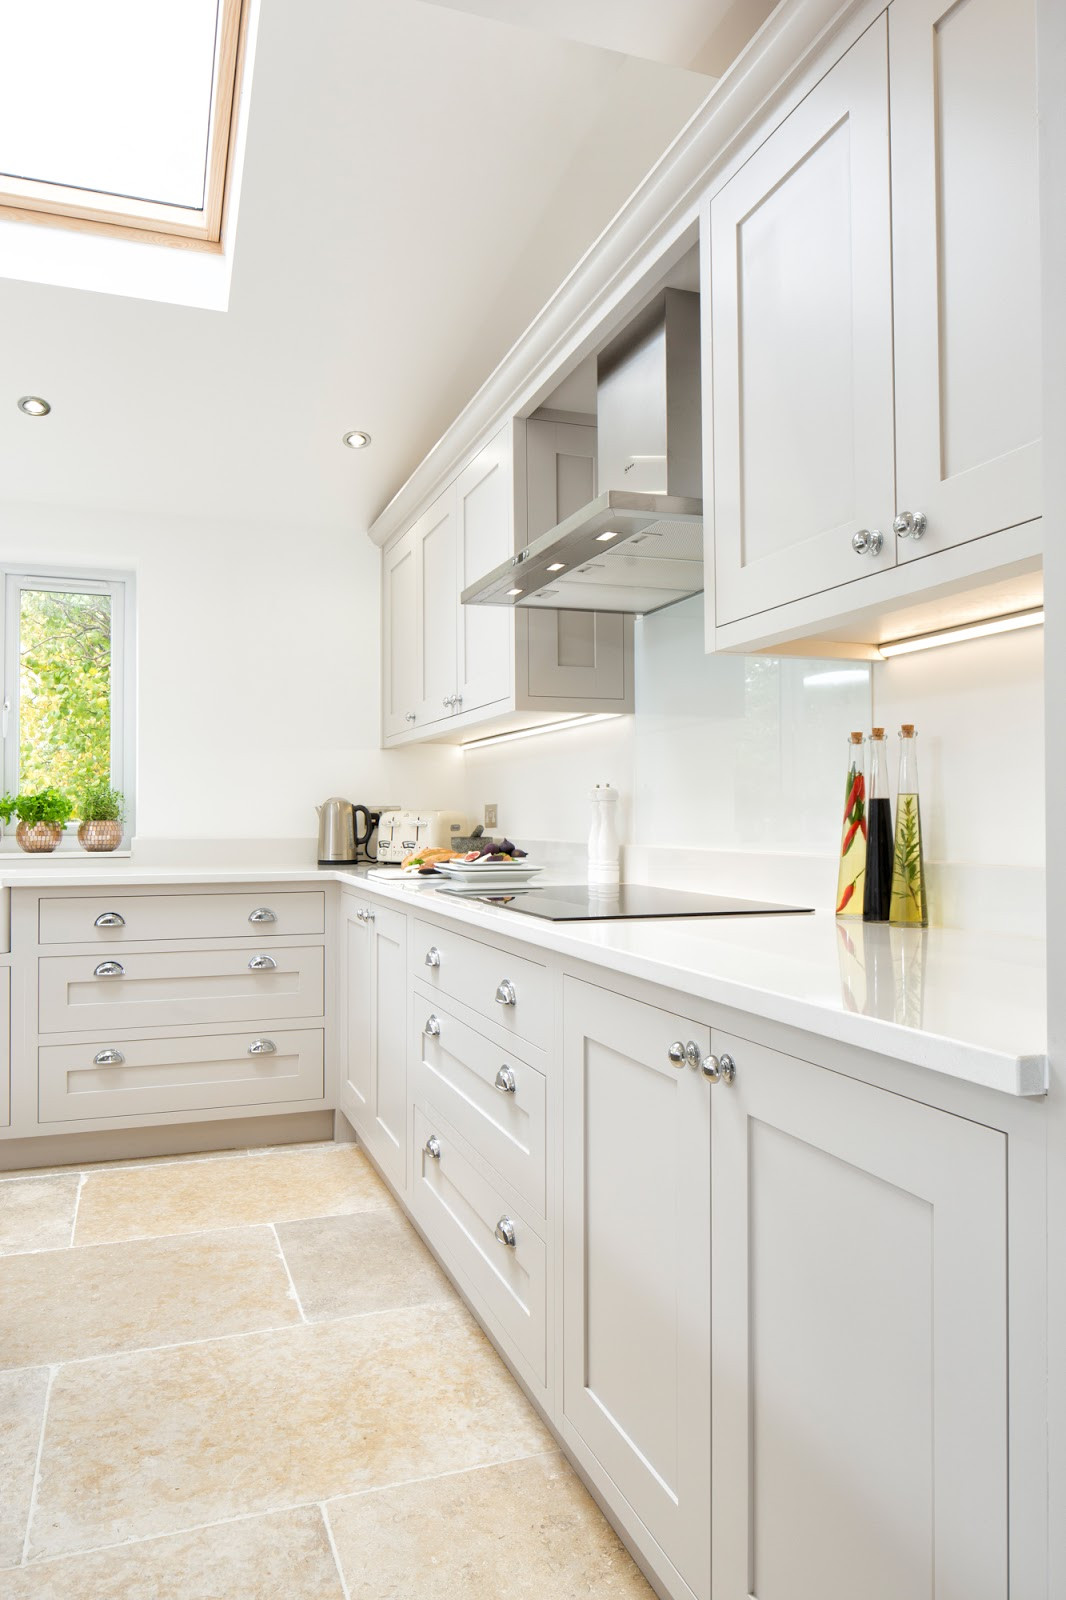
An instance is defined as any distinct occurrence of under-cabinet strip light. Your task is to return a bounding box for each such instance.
[878,607,1044,658]
[460,713,623,751]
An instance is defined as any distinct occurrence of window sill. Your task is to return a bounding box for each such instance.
[0,842,132,860]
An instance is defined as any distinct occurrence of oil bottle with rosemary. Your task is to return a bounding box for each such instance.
[889,723,928,927]
[835,731,867,917]
[862,728,894,922]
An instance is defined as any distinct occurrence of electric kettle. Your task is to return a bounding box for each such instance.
[316,797,373,864]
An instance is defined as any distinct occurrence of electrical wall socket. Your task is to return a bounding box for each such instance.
[484,804,498,829]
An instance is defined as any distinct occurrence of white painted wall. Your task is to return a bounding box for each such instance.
[0,498,465,843]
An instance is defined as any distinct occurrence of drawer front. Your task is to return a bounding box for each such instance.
[413,918,551,1047]
[412,989,546,1215]
[38,946,325,1034]
[411,1105,546,1384]
[38,890,325,946]
[39,1028,325,1123]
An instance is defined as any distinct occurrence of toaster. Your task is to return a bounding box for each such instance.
[375,810,472,864]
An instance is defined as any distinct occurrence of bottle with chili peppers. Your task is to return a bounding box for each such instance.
[835,731,867,918]
[862,727,894,922]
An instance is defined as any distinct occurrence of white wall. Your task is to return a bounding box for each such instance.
[0,498,465,843]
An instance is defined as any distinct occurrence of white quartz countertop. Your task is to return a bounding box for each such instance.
[0,858,1046,1097]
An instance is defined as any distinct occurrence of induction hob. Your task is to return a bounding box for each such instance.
[433,883,812,922]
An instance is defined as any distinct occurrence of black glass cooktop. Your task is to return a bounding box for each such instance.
[434,883,811,922]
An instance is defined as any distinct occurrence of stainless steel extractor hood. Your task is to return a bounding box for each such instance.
[463,289,704,616]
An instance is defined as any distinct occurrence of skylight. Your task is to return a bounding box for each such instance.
[0,0,246,246]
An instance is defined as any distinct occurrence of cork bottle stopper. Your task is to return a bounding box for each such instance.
[849,731,863,743]
[901,723,915,736]
[871,727,885,739]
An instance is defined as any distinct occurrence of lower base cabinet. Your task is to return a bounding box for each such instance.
[710,1032,1008,1600]
[339,894,408,1193]
[562,978,713,1600]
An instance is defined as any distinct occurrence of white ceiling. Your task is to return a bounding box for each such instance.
[0,0,711,538]
[417,0,778,76]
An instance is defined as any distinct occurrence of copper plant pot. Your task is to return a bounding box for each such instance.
[15,821,64,853]
[78,819,123,853]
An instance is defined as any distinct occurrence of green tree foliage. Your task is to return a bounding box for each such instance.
[18,590,112,801]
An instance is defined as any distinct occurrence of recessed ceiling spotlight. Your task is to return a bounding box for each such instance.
[342,430,371,450]
[595,529,619,542]
[546,563,566,572]
[17,395,51,417]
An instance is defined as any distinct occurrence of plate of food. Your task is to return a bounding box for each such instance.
[433,838,541,881]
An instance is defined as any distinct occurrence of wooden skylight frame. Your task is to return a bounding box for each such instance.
[0,0,248,252]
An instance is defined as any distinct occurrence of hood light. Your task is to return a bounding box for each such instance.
[546,563,566,572]
[17,395,51,417]
[878,607,1044,657]
[342,430,371,449]
[507,587,522,596]
[595,530,619,542]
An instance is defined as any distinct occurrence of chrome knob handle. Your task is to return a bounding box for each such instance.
[494,1216,517,1248]
[701,1052,737,1085]
[364,910,375,922]
[424,946,441,968]
[424,1015,441,1037]
[425,1135,441,1160]
[248,1038,277,1055]
[495,979,517,1007]
[248,954,277,971]
[93,911,125,928]
[851,529,884,557]
[893,510,927,541]
[668,1041,685,1066]
[93,1048,125,1066]
[405,712,417,723]
[494,1065,517,1094]
[93,961,125,978]
[248,907,277,924]
[454,695,463,709]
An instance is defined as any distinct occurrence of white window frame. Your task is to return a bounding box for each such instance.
[0,567,136,845]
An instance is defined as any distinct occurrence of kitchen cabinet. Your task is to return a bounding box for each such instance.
[708,16,895,627]
[381,419,633,746]
[889,0,1040,561]
[561,977,711,1600]
[705,0,1041,651]
[338,892,407,1192]
[710,1032,1008,1600]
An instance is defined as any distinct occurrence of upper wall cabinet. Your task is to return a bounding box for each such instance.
[705,0,1041,653]
[382,419,633,746]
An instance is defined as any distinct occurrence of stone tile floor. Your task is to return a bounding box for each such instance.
[0,1141,653,1597]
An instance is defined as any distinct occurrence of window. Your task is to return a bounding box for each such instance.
[0,0,247,247]
[2,571,135,835]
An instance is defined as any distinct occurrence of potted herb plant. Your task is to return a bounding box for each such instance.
[0,789,74,852]
[77,782,126,853]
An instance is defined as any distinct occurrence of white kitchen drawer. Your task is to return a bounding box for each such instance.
[413,918,550,1048]
[38,946,325,1034]
[411,1104,546,1385]
[38,890,325,946]
[39,1027,325,1123]
[412,988,547,1216]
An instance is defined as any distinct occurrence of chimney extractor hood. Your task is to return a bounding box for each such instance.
[462,289,704,617]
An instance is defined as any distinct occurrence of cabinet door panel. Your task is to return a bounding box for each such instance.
[563,978,711,1600]
[382,532,419,739]
[711,1033,1007,1600]
[340,898,373,1131]
[370,905,407,1191]
[890,0,1040,558]
[456,429,513,716]
[710,17,895,624]
[417,490,458,727]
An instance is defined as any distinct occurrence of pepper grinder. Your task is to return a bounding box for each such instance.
[588,784,620,889]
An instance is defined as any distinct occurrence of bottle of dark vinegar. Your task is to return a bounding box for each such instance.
[862,728,893,922]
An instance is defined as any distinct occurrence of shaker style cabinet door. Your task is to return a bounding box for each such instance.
[710,1034,1008,1600]
[709,16,895,625]
[340,896,408,1194]
[415,487,459,728]
[455,428,514,719]
[562,978,711,1600]
[889,0,1040,561]
[381,529,419,739]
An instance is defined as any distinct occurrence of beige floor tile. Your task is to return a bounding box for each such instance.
[74,1145,390,1245]
[0,1149,251,1181]
[29,1303,550,1560]
[276,1210,455,1321]
[0,1176,79,1255]
[0,1367,49,1567]
[0,1227,300,1370]
[4,1506,345,1597]
[328,1454,654,1599]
